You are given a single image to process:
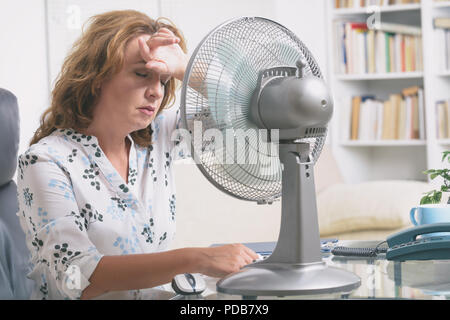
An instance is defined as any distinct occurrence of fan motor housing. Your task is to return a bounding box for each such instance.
[251,73,333,141]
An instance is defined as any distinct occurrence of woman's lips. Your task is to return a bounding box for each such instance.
[138,106,155,116]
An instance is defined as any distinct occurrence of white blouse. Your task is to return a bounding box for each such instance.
[16,105,188,300]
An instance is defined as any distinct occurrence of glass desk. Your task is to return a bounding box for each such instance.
[201,240,450,300]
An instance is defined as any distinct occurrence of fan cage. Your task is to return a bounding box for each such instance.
[181,17,326,202]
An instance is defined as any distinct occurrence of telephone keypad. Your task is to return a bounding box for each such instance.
[386,223,450,261]
[392,237,445,250]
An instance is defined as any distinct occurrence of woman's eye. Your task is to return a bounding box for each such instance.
[135,72,148,78]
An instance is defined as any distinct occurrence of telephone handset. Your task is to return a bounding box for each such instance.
[386,222,450,261]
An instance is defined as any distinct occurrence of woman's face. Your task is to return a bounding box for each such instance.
[93,34,170,134]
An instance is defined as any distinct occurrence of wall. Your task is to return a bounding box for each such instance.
[0,0,329,248]
[0,0,328,158]
[0,0,49,155]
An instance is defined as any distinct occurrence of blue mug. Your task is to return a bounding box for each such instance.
[410,204,450,238]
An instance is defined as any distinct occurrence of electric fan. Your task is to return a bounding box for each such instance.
[180,17,361,296]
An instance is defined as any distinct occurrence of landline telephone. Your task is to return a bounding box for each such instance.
[385,222,450,261]
[331,223,450,261]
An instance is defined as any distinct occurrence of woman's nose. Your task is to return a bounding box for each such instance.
[145,80,164,100]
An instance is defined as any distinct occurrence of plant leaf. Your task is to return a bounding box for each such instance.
[433,191,443,203]
[420,196,433,205]
[430,173,440,180]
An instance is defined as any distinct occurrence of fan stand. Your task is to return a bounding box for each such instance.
[216,142,361,297]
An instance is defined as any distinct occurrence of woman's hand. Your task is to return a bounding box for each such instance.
[138,28,188,81]
[192,244,260,278]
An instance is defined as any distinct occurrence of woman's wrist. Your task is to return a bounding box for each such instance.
[178,247,207,274]
[174,55,188,82]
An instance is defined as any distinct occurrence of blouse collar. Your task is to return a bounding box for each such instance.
[53,128,139,198]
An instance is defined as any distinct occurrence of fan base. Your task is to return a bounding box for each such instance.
[216,261,361,297]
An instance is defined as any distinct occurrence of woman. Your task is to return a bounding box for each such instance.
[17,10,258,300]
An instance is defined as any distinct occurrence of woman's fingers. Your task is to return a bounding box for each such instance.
[147,36,180,48]
[244,250,259,264]
[157,27,176,36]
[145,60,168,74]
[197,244,261,278]
[239,244,259,261]
[139,34,180,62]
[231,244,258,265]
[135,29,186,80]
[147,28,180,48]
[138,37,152,61]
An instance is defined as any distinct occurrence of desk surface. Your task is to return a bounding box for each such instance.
[202,240,450,300]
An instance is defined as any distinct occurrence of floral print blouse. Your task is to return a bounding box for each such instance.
[16,105,187,299]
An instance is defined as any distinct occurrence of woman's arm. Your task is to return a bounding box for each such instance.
[81,244,257,299]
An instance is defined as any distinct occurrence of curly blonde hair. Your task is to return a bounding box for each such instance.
[30,10,187,147]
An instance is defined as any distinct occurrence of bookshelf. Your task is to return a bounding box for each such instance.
[336,72,423,80]
[437,70,450,76]
[341,140,427,146]
[325,0,450,187]
[333,3,422,15]
[434,1,450,8]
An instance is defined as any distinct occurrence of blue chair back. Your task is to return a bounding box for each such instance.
[0,88,33,299]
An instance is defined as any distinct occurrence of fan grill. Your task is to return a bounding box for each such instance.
[182,17,325,202]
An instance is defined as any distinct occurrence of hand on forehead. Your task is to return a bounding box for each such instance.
[135,28,182,77]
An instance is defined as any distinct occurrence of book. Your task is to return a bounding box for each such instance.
[386,33,392,73]
[382,100,392,140]
[402,86,419,96]
[447,30,450,70]
[447,101,450,139]
[335,21,422,75]
[334,21,347,74]
[436,101,449,139]
[411,95,420,139]
[335,0,419,9]
[402,86,423,139]
[398,99,407,140]
[405,96,412,140]
[348,88,424,142]
[417,88,425,140]
[434,18,450,29]
[359,98,378,140]
[375,100,384,140]
[390,94,402,139]
[367,29,376,73]
[351,96,362,140]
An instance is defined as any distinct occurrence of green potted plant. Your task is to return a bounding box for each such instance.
[421,151,450,205]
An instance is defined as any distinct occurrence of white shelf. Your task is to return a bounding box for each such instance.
[340,140,427,147]
[335,72,424,81]
[333,4,421,15]
[438,139,450,146]
[437,70,450,77]
[433,1,450,8]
